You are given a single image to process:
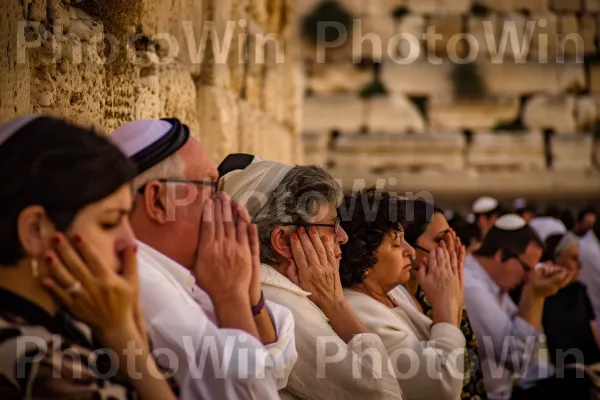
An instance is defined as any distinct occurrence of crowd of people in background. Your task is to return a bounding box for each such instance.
[0,114,599,400]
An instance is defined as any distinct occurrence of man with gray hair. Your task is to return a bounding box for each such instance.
[222,161,403,399]
[109,119,297,399]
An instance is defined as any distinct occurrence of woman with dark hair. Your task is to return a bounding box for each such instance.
[340,189,466,400]
[402,198,488,400]
[0,116,177,399]
[511,232,600,366]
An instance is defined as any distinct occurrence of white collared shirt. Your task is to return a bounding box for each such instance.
[137,241,297,400]
[579,230,600,332]
[260,264,404,400]
[464,254,554,400]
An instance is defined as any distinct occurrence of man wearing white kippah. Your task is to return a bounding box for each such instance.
[580,219,600,333]
[110,119,296,400]
[472,196,501,238]
[463,215,571,400]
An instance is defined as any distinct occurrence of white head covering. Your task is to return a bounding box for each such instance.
[495,214,527,231]
[473,196,499,214]
[529,217,567,242]
[0,115,41,147]
[221,160,293,218]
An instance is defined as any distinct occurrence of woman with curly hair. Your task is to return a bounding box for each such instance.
[339,188,466,400]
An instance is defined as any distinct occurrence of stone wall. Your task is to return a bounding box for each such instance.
[0,0,303,166]
[299,0,600,197]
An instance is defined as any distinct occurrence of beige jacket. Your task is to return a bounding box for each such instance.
[345,288,465,400]
[261,264,404,400]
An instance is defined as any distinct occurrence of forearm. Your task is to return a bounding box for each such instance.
[518,285,545,331]
[254,308,277,344]
[99,326,176,400]
[214,295,261,340]
[320,299,370,343]
[432,302,460,327]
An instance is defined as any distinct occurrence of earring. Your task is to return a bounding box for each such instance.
[31,258,39,278]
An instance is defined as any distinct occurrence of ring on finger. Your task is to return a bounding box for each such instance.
[66,280,82,295]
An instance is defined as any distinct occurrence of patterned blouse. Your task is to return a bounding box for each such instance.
[416,286,489,400]
[0,287,177,399]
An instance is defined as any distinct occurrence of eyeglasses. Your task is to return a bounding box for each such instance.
[137,179,218,195]
[279,216,341,234]
[516,257,534,272]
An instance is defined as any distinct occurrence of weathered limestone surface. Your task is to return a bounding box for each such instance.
[366,95,426,134]
[429,97,520,131]
[468,131,546,171]
[523,95,578,133]
[382,61,453,97]
[303,95,366,133]
[1,0,303,165]
[331,132,466,171]
[551,134,594,171]
[307,63,373,95]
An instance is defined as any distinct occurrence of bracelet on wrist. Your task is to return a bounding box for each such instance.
[251,291,266,316]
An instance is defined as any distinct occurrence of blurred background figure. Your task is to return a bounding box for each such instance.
[512,218,600,367]
[573,206,598,237]
[513,198,536,223]
[472,196,502,239]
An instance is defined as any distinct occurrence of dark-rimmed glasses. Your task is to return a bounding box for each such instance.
[515,258,534,272]
[279,216,341,234]
[137,179,218,195]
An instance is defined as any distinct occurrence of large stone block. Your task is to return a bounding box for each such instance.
[580,15,597,55]
[529,13,558,61]
[429,97,520,131]
[523,95,577,133]
[481,62,585,95]
[303,95,366,133]
[576,97,597,131]
[352,15,397,62]
[302,132,329,166]
[238,100,263,156]
[511,0,549,12]
[407,0,471,14]
[281,60,305,135]
[307,63,373,95]
[396,15,425,59]
[331,132,466,171]
[559,15,582,59]
[197,85,239,162]
[382,61,453,97]
[426,16,464,59]
[551,134,594,171]
[590,64,600,93]
[366,95,426,134]
[0,0,32,122]
[159,63,199,137]
[468,131,546,171]
[363,0,407,16]
[551,0,583,11]
[586,0,600,12]
[468,16,499,58]
[262,41,287,123]
[244,18,267,108]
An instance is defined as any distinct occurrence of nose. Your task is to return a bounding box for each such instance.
[120,218,137,248]
[337,225,349,245]
[404,241,416,258]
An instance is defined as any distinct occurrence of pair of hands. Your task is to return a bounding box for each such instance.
[284,226,344,312]
[416,230,466,327]
[526,262,572,298]
[42,233,147,349]
[192,194,262,307]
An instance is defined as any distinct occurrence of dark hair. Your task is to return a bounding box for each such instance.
[559,208,575,231]
[474,225,544,260]
[401,199,443,247]
[578,206,597,223]
[593,218,600,241]
[541,234,564,263]
[0,116,137,265]
[456,223,482,248]
[339,189,405,288]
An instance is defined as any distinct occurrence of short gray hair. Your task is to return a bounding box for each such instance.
[131,153,184,194]
[253,166,343,266]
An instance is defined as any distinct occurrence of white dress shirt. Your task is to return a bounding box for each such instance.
[464,254,554,400]
[260,264,404,400]
[137,241,297,400]
[579,230,600,332]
